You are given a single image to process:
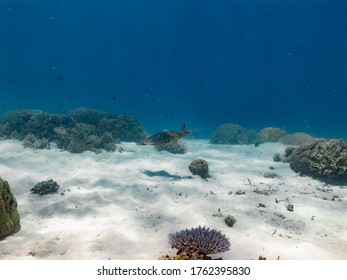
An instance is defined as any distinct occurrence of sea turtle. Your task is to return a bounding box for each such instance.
[137,123,191,146]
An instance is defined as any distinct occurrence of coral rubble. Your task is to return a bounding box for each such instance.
[0,177,20,238]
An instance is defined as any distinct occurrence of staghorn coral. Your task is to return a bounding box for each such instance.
[22,133,50,149]
[210,123,257,145]
[0,177,20,238]
[288,139,347,182]
[166,226,230,260]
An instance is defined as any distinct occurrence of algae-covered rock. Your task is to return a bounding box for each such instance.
[0,177,20,238]
[189,159,210,178]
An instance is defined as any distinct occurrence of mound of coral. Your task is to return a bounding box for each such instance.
[285,139,347,183]
[160,226,230,260]
[256,127,288,143]
[210,123,257,145]
[279,132,315,146]
[0,177,20,238]
[0,108,147,153]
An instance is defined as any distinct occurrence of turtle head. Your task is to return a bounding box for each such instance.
[180,123,192,137]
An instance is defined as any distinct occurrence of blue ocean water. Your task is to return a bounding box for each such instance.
[0,0,346,138]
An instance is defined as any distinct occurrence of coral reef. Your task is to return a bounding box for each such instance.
[279,132,315,146]
[155,141,187,154]
[188,159,210,179]
[0,108,147,153]
[286,139,347,182]
[0,177,20,238]
[30,179,60,195]
[97,114,147,143]
[210,123,257,145]
[54,123,118,153]
[162,226,230,260]
[0,110,74,141]
[256,127,288,143]
[71,108,106,126]
[22,133,50,149]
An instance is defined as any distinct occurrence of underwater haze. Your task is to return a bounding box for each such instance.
[1,0,347,138]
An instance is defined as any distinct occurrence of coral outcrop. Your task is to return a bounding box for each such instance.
[285,139,347,183]
[189,159,210,179]
[256,127,288,143]
[0,108,147,153]
[0,177,20,238]
[160,226,230,260]
[210,123,257,145]
[279,132,315,146]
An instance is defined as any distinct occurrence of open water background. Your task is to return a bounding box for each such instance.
[1,0,346,138]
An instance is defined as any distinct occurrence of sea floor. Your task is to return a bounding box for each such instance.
[0,139,346,260]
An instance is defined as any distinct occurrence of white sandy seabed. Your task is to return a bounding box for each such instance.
[0,139,346,260]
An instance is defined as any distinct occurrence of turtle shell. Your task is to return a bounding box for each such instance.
[145,131,179,145]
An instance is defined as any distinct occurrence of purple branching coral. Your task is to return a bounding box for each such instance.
[168,226,230,256]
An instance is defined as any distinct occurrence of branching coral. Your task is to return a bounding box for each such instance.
[165,226,230,259]
[309,140,347,178]
[0,108,146,153]
[288,139,347,182]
